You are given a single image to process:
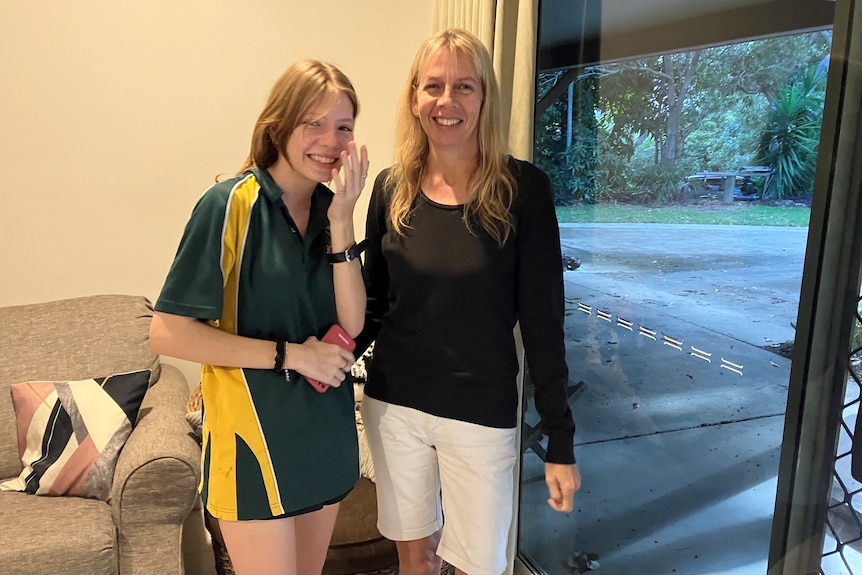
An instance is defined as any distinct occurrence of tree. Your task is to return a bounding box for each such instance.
[588,50,703,168]
[535,31,831,205]
[755,64,827,199]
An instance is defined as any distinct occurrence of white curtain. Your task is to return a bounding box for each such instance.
[433,7,540,573]
[434,0,539,161]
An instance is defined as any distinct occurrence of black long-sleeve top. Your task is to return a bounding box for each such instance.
[357,157,575,464]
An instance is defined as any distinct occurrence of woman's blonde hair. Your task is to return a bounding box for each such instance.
[387,28,515,245]
[239,60,359,173]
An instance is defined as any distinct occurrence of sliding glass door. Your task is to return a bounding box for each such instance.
[514,1,862,573]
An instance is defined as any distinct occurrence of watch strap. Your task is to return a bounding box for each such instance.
[328,239,368,263]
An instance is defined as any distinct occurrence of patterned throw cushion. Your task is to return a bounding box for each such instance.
[0,370,149,501]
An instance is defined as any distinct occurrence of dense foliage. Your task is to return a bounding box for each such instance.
[536,31,831,205]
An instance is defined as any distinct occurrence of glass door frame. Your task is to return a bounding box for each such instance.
[768,0,862,573]
[515,0,862,573]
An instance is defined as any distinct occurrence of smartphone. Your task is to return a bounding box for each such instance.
[306,324,356,393]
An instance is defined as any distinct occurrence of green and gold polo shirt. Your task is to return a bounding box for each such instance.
[155,167,358,520]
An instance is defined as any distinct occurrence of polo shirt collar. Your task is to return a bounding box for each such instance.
[251,166,333,238]
[252,165,290,204]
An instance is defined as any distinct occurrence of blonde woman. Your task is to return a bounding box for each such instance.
[150,60,370,575]
[358,29,581,575]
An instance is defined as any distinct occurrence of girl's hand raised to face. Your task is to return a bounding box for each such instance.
[329,141,369,222]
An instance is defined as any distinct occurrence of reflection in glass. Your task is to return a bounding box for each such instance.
[518,29,831,575]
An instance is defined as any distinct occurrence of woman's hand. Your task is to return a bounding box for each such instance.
[546,462,581,512]
[328,141,369,223]
[290,336,356,388]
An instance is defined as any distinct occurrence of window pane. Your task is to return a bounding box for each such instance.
[518,4,834,572]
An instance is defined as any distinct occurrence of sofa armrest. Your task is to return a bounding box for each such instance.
[111,363,202,575]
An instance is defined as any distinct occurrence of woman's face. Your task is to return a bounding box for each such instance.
[284,92,355,184]
[412,50,483,154]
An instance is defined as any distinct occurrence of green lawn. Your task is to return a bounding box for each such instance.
[556,203,810,227]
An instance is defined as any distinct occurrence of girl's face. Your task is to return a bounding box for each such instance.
[284,92,355,185]
[412,50,483,154]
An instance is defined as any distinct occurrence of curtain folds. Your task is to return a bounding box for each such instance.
[431,4,541,572]
[433,0,539,161]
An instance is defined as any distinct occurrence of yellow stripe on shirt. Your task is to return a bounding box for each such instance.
[201,174,285,519]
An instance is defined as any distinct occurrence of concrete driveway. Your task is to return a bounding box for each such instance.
[518,223,812,575]
[559,223,809,348]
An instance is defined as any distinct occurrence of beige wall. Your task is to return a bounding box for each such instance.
[0,1,433,385]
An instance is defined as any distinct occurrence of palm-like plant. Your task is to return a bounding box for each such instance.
[755,65,826,199]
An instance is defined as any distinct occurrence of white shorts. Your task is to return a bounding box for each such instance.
[361,396,517,575]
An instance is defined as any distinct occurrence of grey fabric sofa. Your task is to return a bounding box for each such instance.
[0,295,201,575]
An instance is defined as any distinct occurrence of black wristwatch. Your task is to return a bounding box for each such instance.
[327,239,368,264]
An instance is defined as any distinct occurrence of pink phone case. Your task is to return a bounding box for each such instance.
[306,324,356,393]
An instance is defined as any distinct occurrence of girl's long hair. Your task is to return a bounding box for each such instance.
[239,60,358,174]
[387,28,515,245]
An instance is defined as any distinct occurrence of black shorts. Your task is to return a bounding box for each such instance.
[262,489,351,520]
